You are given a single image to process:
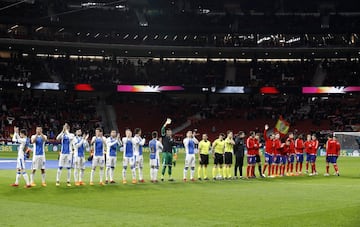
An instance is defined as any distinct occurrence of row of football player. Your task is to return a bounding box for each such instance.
[10,121,340,187]
[183,124,340,181]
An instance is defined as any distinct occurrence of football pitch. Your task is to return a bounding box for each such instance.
[0,152,359,227]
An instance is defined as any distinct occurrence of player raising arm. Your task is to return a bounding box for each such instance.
[262,125,275,177]
[11,126,31,188]
[122,129,137,184]
[56,123,75,187]
[160,118,177,181]
[30,126,47,187]
[105,130,122,184]
[73,128,89,186]
[90,128,107,185]
[183,130,199,182]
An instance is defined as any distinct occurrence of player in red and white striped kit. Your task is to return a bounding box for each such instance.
[295,134,304,175]
[324,134,340,176]
[308,134,319,176]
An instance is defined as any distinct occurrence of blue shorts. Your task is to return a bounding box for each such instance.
[274,155,281,164]
[280,155,287,165]
[296,154,304,163]
[326,156,338,164]
[288,155,295,163]
[306,153,311,162]
[247,156,256,165]
[308,154,317,163]
[265,153,274,165]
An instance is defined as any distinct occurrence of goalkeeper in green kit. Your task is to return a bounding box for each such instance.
[161,118,177,181]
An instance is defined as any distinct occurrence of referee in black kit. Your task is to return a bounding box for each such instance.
[234,131,246,179]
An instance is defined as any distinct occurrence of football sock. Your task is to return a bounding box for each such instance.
[212,167,216,178]
[15,172,21,184]
[56,168,62,182]
[74,169,78,182]
[23,172,29,185]
[183,167,188,179]
[80,169,84,182]
[90,169,95,182]
[258,165,262,175]
[67,168,71,182]
[99,167,104,182]
[198,166,202,178]
[131,167,136,180]
[41,173,46,183]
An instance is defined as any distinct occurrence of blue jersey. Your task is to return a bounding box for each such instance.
[185,138,195,155]
[61,134,71,154]
[34,136,45,156]
[139,145,143,155]
[94,137,104,156]
[75,136,85,157]
[108,138,118,157]
[123,138,134,158]
[149,139,157,160]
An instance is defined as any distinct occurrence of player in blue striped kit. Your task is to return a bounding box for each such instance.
[149,131,163,183]
[73,128,89,186]
[56,123,75,187]
[90,128,107,185]
[134,128,146,183]
[30,126,47,187]
[183,130,199,182]
[122,129,137,184]
[11,126,31,188]
[105,130,122,184]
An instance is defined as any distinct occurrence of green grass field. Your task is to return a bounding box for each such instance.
[0,152,359,227]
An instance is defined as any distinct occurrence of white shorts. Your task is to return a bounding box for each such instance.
[134,154,144,168]
[74,156,86,170]
[92,156,105,168]
[32,156,46,170]
[149,158,159,168]
[58,153,73,168]
[16,157,26,170]
[106,156,117,168]
[123,156,135,168]
[185,154,196,168]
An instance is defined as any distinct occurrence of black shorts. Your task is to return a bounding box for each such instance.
[224,152,233,165]
[199,154,209,165]
[255,154,261,163]
[214,153,224,165]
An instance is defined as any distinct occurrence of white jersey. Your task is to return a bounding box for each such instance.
[133,135,145,156]
[183,137,199,155]
[12,132,27,158]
